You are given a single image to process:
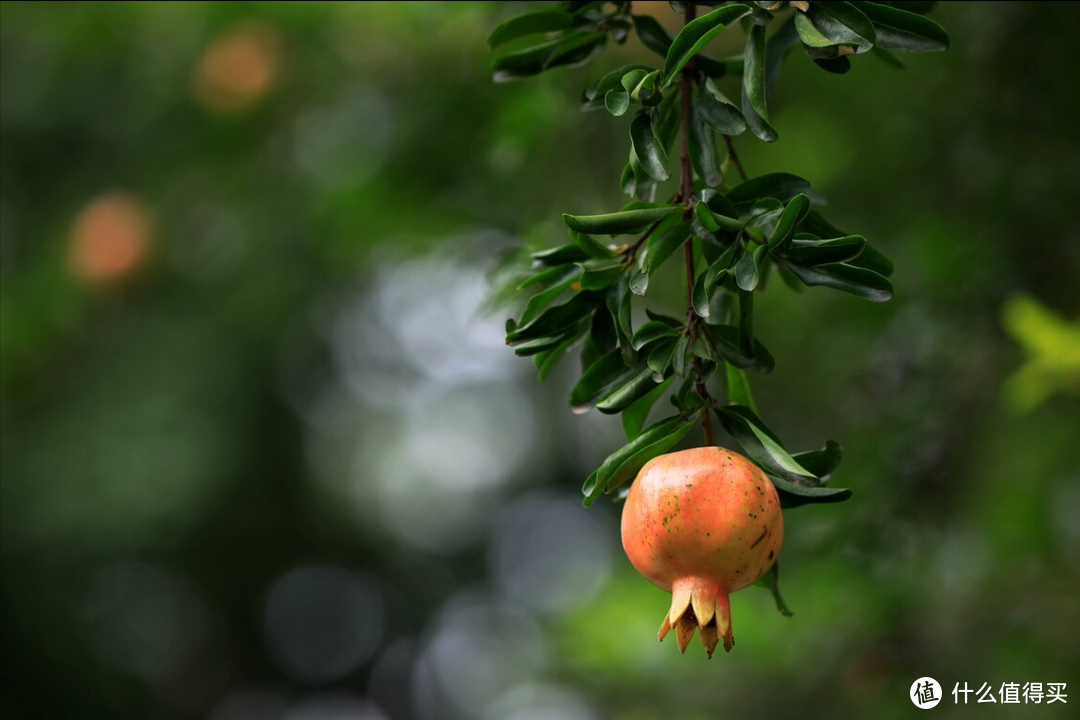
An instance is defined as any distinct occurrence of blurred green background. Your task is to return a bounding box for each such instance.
[1,2,1078,719]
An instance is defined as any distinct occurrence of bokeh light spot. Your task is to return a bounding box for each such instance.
[262,565,384,684]
[193,21,280,113]
[68,191,151,284]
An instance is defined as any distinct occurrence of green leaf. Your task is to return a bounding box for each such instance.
[779,259,893,302]
[745,197,785,230]
[582,414,698,505]
[632,14,674,57]
[697,89,747,136]
[785,235,866,265]
[718,406,818,484]
[741,23,777,142]
[563,205,680,234]
[704,324,775,373]
[580,305,617,371]
[691,241,739,317]
[770,473,853,508]
[647,338,679,381]
[811,55,852,74]
[689,104,723,188]
[518,267,581,326]
[637,219,690,276]
[764,15,800,95]
[632,321,680,351]
[622,377,673,440]
[571,228,618,258]
[629,111,669,181]
[606,278,633,349]
[492,31,607,82]
[531,243,590,267]
[534,334,579,380]
[792,440,843,478]
[571,350,658,414]
[847,240,894,277]
[728,173,824,210]
[631,70,664,106]
[695,202,744,233]
[735,245,761,291]
[766,193,812,250]
[488,9,575,49]
[662,4,753,85]
[725,361,757,412]
[859,1,949,53]
[605,88,630,116]
[803,2,876,54]
[507,291,599,344]
[584,64,655,101]
[579,262,623,290]
[754,561,794,617]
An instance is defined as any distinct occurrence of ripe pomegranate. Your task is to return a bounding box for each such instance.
[621,446,783,657]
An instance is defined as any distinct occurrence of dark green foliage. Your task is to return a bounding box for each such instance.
[489,1,950,521]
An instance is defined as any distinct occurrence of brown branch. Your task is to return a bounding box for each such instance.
[679,3,715,447]
[723,134,748,183]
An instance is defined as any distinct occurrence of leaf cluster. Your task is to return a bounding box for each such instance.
[490,1,949,510]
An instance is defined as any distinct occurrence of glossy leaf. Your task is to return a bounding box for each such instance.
[770,473,853,508]
[846,240,894,277]
[629,111,669,181]
[697,89,747,135]
[534,333,581,380]
[859,1,949,53]
[605,88,629,116]
[621,377,673,441]
[631,321,680,351]
[689,104,723,188]
[812,55,852,74]
[766,193,811,250]
[718,406,817,484]
[802,2,876,54]
[704,324,775,373]
[571,228,617,258]
[606,278,633,349]
[792,439,843,478]
[488,9,575,49]
[582,413,698,505]
[571,350,653,414]
[632,14,674,57]
[779,259,893,302]
[728,172,824,210]
[735,246,760,291]
[518,267,580,326]
[662,3,753,85]
[531,243,590,267]
[579,263,623,290]
[764,15,800,95]
[506,291,599,344]
[492,31,607,82]
[584,64,655,101]
[785,235,866,266]
[563,205,679,235]
[741,23,777,142]
[637,220,690,275]
[725,361,757,412]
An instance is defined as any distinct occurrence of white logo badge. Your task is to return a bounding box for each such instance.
[911,677,943,709]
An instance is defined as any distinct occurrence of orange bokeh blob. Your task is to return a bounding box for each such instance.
[193,21,281,114]
[69,192,151,284]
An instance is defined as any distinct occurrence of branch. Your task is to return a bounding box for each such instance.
[679,4,715,447]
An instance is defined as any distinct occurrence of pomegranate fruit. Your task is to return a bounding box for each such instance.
[621,446,783,657]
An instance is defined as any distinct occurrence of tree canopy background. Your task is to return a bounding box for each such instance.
[1,2,1077,719]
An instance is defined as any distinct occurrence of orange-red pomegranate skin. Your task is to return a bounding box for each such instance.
[621,446,783,656]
